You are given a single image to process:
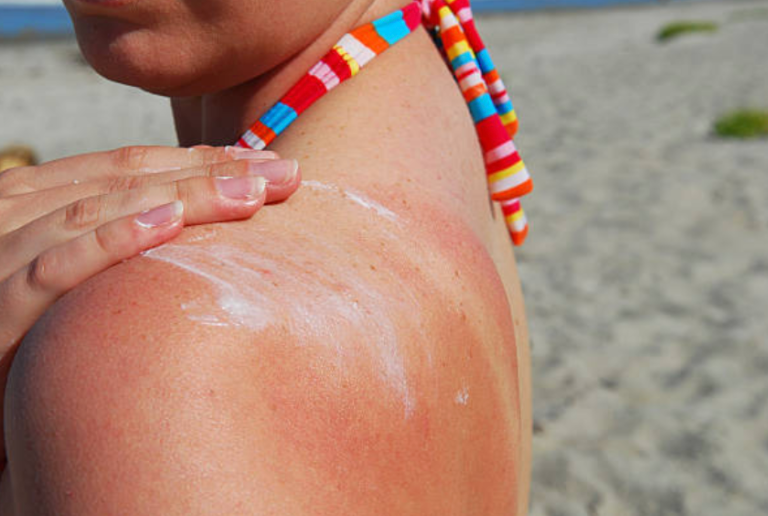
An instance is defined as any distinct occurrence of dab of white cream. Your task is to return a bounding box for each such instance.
[455,386,470,406]
[344,190,398,222]
[143,245,272,331]
[302,179,336,192]
[303,180,398,222]
[142,237,419,419]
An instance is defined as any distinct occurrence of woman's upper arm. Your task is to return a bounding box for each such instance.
[4,258,299,515]
[2,259,432,515]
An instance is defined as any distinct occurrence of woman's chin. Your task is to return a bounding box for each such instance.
[85,58,194,97]
[74,25,199,96]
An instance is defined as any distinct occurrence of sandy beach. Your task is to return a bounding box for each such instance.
[2,0,768,514]
[489,1,768,514]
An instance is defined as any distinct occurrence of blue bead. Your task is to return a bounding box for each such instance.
[468,94,497,123]
[450,51,476,70]
[373,12,410,45]
[476,49,495,74]
[497,100,514,114]
[261,102,298,135]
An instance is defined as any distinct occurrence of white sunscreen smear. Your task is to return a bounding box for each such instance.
[144,245,272,331]
[302,180,398,222]
[455,386,470,406]
[143,242,416,418]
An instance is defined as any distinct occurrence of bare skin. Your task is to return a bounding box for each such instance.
[0,0,531,514]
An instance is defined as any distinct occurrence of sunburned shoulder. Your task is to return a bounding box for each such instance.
[4,182,522,515]
[123,178,515,353]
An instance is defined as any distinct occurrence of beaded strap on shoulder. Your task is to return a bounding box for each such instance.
[422,0,532,244]
[236,2,421,150]
[235,0,533,245]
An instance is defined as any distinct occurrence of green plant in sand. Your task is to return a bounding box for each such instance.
[657,21,718,42]
[714,110,768,139]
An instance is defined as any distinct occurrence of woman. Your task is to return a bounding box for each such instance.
[0,0,531,513]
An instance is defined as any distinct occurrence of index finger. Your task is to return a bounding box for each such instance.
[0,145,278,196]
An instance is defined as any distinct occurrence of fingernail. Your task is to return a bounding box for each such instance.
[225,146,279,161]
[215,176,266,202]
[248,159,298,185]
[135,201,184,228]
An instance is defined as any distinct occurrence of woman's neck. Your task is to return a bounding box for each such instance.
[173,0,497,251]
[171,0,412,147]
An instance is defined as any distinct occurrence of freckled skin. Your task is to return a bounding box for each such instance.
[1,19,530,516]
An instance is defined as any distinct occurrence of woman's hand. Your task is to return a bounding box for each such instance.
[0,145,300,466]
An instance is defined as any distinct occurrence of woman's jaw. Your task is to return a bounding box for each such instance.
[64,0,363,97]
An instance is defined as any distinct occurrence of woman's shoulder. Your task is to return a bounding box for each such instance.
[6,178,522,514]
[18,171,517,381]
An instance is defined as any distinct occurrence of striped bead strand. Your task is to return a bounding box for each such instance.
[445,0,518,137]
[236,0,534,246]
[501,198,528,246]
[424,0,532,244]
[237,2,422,150]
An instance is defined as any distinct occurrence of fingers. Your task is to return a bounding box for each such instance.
[2,158,299,233]
[0,201,186,467]
[0,201,185,360]
[0,201,188,466]
[0,175,268,279]
[84,157,299,205]
[0,145,279,197]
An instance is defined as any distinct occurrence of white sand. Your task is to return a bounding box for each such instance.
[477,1,768,514]
[2,1,768,514]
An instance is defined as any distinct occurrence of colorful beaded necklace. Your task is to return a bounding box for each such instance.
[234,0,533,245]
